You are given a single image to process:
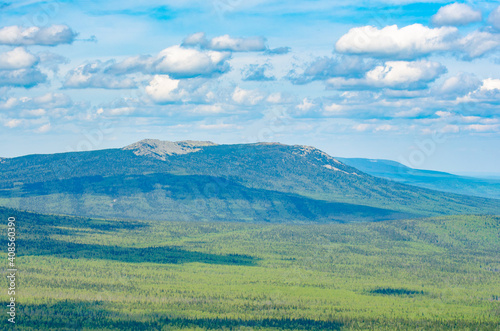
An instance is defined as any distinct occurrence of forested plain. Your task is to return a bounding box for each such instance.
[1,207,499,330]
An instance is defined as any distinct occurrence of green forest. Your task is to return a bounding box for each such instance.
[1,207,499,330]
[1,143,500,224]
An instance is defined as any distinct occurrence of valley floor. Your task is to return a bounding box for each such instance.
[1,210,499,330]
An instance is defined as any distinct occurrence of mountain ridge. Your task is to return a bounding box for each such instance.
[338,157,500,200]
[0,140,498,222]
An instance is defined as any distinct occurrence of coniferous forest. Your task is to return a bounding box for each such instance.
[1,206,499,330]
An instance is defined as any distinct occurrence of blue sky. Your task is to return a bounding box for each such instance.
[1,0,499,174]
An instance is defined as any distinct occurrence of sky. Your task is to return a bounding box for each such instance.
[0,0,499,175]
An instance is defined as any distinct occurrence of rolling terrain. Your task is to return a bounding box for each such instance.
[338,157,500,200]
[0,139,499,222]
[1,206,499,330]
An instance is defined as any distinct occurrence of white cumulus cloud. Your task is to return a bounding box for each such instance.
[335,24,457,58]
[64,41,237,91]
[145,75,211,104]
[327,60,446,90]
[183,32,267,52]
[431,3,482,26]
[153,45,230,78]
[439,72,481,97]
[106,45,231,79]
[0,25,77,46]
[335,23,500,59]
[458,31,500,59]
[0,68,46,88]
[481,78,500,91]
[232,87,265,105]
[287,56,375,84]
[0,47,38,70]
[145,75,184,103]
[64,61,137,89]
[456,78,500,106]
[296,98,316,111]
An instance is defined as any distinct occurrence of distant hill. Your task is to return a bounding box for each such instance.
[338,158,500,200]
[0,140,498,222]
